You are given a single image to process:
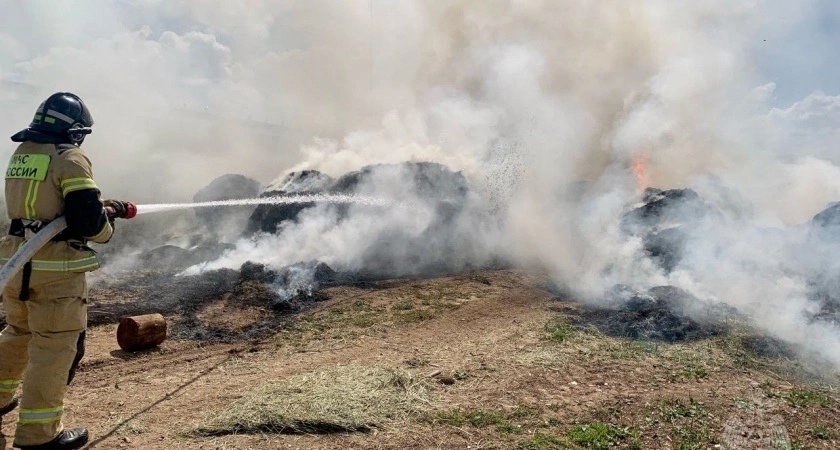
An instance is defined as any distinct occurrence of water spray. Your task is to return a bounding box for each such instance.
[0,194,387,293]
[135,193,390,214]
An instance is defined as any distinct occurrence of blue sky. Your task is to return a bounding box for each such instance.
[753,0,840,104]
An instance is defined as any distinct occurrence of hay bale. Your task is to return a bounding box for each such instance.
[197,365,430,435]
[194,174,262,239]
[245,170,333,235]
[621,188,716,273]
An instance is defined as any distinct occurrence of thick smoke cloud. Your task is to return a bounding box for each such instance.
[4,1,840,367]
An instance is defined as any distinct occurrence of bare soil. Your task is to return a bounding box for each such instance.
[2,270,839,449]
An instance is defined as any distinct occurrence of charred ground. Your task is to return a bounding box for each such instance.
[2,269,838,450]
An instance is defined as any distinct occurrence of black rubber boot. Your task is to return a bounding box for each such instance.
[0,397,19,416]
[14,428,89,450]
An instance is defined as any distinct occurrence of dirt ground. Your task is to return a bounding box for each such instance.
[1,270,839,449]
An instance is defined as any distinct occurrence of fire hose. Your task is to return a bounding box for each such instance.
[0,202,137,294]
[0,193,384,295]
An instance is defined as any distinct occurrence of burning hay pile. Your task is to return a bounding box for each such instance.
[71,156,840,369]
[84,161,484,342]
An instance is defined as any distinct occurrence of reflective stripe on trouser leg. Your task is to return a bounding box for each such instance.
[0,293,32,407]
[14,274,86,447]
[19,406,64,424]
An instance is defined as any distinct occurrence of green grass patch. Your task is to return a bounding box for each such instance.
[544,320,577,343]
[672,423,713,450]
[391,300,415,311]
[809,425,837,440]
[645,397,715,449]
[508,404,541,420]
[426,404,544,437]
[196,365,429,435]
[567,422,631,450]
[517,431,569,450]
[427,409,505,428]
[497,422,524,434]
[348,314,379,328]
[785,389,831,408]
[603,340,661,359]
[351,300,376,312]
[658,397,709,423]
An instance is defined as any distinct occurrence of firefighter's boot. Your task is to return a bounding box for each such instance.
[14,427,88,450]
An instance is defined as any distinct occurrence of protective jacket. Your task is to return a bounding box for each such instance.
[0,141,112,274]
[0,138,110,447]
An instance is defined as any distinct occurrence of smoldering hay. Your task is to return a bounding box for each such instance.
[4,2,840,369]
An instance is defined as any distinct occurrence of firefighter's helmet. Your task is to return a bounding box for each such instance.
[29,92,94,145]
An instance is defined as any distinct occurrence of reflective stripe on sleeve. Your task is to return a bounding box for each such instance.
[18,406,64,425]
[0,379,20,393]
[25,180,39,220]
[88,220,111,242]
[60,177,98,197]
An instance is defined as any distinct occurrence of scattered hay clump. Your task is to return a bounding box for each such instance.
[197,365,430,435]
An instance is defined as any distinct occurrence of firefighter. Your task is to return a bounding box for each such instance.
[0,92,131,449]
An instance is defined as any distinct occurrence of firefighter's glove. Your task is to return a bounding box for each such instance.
[104,200,131,219]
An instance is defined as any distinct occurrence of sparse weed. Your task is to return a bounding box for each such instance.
[517,431,568,450]
[427,409,504,428]
[567,422,630,450]
[391,300,415,311]
[673,423,713,450]
[604,340,660,359]
[809,425,837,440]
[659,397,709,423]
[497,422,524,434]
[395,309,437,323]
[508,404,541,420]
[668,366,709,383]
[416,290,445,302]
[544,320,576,343]
[351,300,375,312]
[430,300,461,311]
[645,397,715,449]
[453,369,469,380]
[349,314,378,328]
[785,389,831,408]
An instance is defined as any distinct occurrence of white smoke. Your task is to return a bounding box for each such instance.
[4,1,840,367]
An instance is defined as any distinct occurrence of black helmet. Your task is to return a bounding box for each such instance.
[28,92,94,145]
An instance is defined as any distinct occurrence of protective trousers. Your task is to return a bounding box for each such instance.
[0,272,86,447]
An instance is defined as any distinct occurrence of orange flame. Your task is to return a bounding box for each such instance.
[631,152,649,191]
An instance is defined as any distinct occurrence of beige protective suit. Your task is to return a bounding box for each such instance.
[0,141,111,446]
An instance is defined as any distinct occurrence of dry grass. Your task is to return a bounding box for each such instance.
[196,365,431,435]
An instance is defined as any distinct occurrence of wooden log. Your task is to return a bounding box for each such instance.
[117,313,167,352]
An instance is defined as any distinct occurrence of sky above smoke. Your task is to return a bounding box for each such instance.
[4,1,840,367]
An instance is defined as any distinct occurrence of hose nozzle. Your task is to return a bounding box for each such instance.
[105,201,137,219]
